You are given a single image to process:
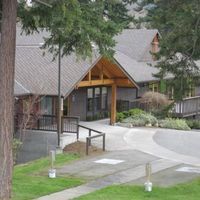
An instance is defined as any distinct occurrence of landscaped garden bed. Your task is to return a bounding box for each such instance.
[117,108,200,131]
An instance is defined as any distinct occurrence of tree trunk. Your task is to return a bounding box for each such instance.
[0,0,17,199]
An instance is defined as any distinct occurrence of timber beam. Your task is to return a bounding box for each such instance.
[78,79,114,87]
[77,78,136,88]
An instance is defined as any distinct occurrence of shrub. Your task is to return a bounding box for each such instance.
[122,111,129,118]
[116,110,131,122]
[138,113,157,126]
[122,117,146,126]
[140,91,172,118]
[128,108,145,116]
[122,113,157,127]
[159,118,190,130]
[116,112,126,122]
[151,102,175,119]
[186,119,200,129]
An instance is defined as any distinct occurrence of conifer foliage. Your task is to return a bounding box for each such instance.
[145,0,200,100]
[18,0,136,58]
[0,1,136,199]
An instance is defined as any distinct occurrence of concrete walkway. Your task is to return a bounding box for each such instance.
[37,157,179,200]
[78,120,200,166]
[37,119,200,200]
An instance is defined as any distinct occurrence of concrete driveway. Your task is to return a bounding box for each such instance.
[79,119,200,166]
[38,119,200,200]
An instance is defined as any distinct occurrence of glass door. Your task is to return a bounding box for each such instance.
[86,87,108,121]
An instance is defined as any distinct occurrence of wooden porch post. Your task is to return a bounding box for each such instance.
[110,84,117,125]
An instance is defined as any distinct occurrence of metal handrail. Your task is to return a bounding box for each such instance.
[78,124,106,155]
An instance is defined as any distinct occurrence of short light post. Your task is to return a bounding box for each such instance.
[144,163,153,192]
[48,150,56,178]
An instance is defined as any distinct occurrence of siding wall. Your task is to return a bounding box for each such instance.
[107,87,137,109]
[137,83,149,97]
[195,86,200,96]
[117,88,137,101]
[68,85,150,120]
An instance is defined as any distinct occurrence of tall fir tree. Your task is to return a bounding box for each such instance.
[142,0,200,100]
[18,0,136,58]
[0,0,136,198]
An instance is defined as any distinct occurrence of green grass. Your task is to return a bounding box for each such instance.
[75,179,200,200]
[12,153,84,200]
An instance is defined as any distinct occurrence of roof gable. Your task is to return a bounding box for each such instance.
[114,29,159,62]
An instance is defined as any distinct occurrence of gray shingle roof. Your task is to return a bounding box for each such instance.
[14,80,30,96]
[114,29,158,61]
[15,46,100,96]
[114,51,160,83]
[14,27,160,96]
[16,25,49,46]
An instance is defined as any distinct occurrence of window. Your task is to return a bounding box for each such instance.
[186,84,195,98]
[87,88,93,112]
[101,87,107,110]
[149,82,159,92]
[94,88,101,111]
[40,96,53,115]
[87,87,108,112]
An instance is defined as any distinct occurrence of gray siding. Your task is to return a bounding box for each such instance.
[107,87,137,109]
[195,86,200,96]
[69,88,87,121]
[117,87,137,101]
[137,83,149,97]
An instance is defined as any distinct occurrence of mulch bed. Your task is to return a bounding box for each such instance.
[63,141,104,157]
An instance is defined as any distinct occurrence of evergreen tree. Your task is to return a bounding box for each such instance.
[143,0,200,100]
[0,1,17,199]
[18,0,136,58]
[0,1,136,199]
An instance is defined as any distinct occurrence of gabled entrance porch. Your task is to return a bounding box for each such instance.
[65,57,138,125]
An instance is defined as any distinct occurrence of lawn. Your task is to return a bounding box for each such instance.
[12,153,84,200]
[75,179,200,200]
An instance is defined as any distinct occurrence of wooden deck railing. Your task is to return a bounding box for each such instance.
[117,96,200,118]
[173,96,200,117]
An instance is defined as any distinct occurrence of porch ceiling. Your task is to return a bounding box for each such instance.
[77,57,138,88]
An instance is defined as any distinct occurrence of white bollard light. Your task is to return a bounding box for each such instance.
[144,181,153,192]
[48,150,56,178]
[48,169,56,178]
[144,163,153,192]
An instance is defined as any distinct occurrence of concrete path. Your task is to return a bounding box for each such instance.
[79,120,200,165]
[37,119,200,200]
[37,155,180,200]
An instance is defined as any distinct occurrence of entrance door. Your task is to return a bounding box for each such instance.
[86,87,108,120]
